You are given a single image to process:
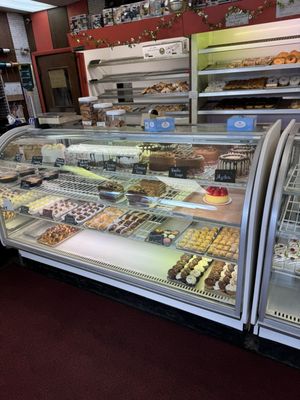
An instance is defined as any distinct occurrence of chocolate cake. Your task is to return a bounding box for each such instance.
[218,153,250,177]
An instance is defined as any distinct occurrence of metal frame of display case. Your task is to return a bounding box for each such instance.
[0,122,282,330]
[251,122,300,348]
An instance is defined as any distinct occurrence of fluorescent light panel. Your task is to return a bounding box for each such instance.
[0,0,55,12]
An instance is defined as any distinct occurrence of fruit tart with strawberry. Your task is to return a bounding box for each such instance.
[203,186,230,205]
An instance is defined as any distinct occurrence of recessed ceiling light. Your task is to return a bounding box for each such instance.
[0,0,56,12]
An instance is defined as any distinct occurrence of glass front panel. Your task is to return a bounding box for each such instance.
[265,137,300,327]
[0,126,263,312]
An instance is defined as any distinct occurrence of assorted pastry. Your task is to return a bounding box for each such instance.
[41,199,78,220]
[2,210,15,221]
[0,189,42,209]
[142,81,189,95]
[204,261,237,296]
[274,239,300,264]
[272,50,300,65]
[37,224,79,246]
[148,227,180,247]
[64,202,106,224]
[84,207,124,231]
[176,226,219,253]
[154,104,187,112]
[107,210,149,236]
[207,227,239,260]
[168,254,213,287]
[203,187,230,205]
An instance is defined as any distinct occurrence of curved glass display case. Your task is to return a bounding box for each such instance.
[0,122,282,330]
[253,122,300,348]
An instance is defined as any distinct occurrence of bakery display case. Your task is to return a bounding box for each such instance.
[0,121,283,330]
[191,19,300,126]
[251,121,300,349]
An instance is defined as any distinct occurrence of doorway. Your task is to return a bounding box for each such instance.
[36,51,81,113]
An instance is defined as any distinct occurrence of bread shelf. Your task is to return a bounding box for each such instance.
[88,54,189,68]
[198,109,300,115]
[199,87,300,98]
[198,63,300,76]
[197,36,300,55]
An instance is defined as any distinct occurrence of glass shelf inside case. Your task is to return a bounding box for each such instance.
[0,126,263,313]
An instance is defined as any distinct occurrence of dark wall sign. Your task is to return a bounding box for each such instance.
[169,167,187,179]
[132,163,147,175]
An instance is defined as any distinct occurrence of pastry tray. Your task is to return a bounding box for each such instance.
[175,222,239,263]
[37,225,80,247]
[143,216,191,247]
[84,207,125,231]
[41,199,79,220]
[63,202,106,225]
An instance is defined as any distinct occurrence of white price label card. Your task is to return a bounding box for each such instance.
[2,199,14,211]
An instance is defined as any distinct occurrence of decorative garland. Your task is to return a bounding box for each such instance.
[71,0,297,49]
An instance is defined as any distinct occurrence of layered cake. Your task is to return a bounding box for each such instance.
[230,145,255,161]
[193,146,219,165]
[149,151,175,171]
[126,179,166,206]
[173,146,204,172]
[203,186,229,205]
[218,153,250,177]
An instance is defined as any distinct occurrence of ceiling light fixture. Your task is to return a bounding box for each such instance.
[0,0,55,13]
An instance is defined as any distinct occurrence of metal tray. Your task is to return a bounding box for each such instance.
[37,225,80,247]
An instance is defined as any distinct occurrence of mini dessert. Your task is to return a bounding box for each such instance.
[107,211,149,236]
[290,76,300,87]
[210,263,238,296]
[278,76,289,86]
[266,77,278,88]
[218,153,250,177]
[149,152,175,171]
[193,146,219,165]
[168,253,212,287]
[38,224,79,246]
[273,239,300,267]
[286,54,297,64]
[207,227,240,260]
[98,180,124,202]
[64,202,105,224]
[84,207,124,231]
[176,226,219,253]
[2,211,15,221]
[25,195,61,215]
[203,187,229,205]
[272,57,285,65]
[148,227,180,247]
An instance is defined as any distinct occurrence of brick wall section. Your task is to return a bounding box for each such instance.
[6,12,42,117]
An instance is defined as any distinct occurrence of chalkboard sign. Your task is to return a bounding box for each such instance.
[169,167,187,179]
[31,155,43,165]
[215,169,236,183]
[148,231,164,245]
[104,160,117,172]
[20,205,29,214]
[42,208,53,219]
[54,158,65,167]
[64,214,76,225]
[78,159,90,170]
[15,153,22,162]
[132,163,147,175]
[20,64,34,91]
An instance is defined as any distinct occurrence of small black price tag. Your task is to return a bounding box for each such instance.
[169,167,187,179]
[132,163,147,175]
[54,158,65,167]
[148,231,164,245]
[104,160,117,172]
[20,181,30,189]
[20,205,29,214]
[15,153,22,162]
[215,169,236,183]
[31,155,43,165]
[42,208,53,219]
[78,159,90,170]
[64,214,76,225]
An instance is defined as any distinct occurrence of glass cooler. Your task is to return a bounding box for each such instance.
[251,122,300,348]
[0,122,283,330]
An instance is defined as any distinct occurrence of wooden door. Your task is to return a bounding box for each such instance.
[36,52,81,113]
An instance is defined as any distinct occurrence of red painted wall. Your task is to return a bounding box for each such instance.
[67,0,88,19]
[31,11,53,52]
